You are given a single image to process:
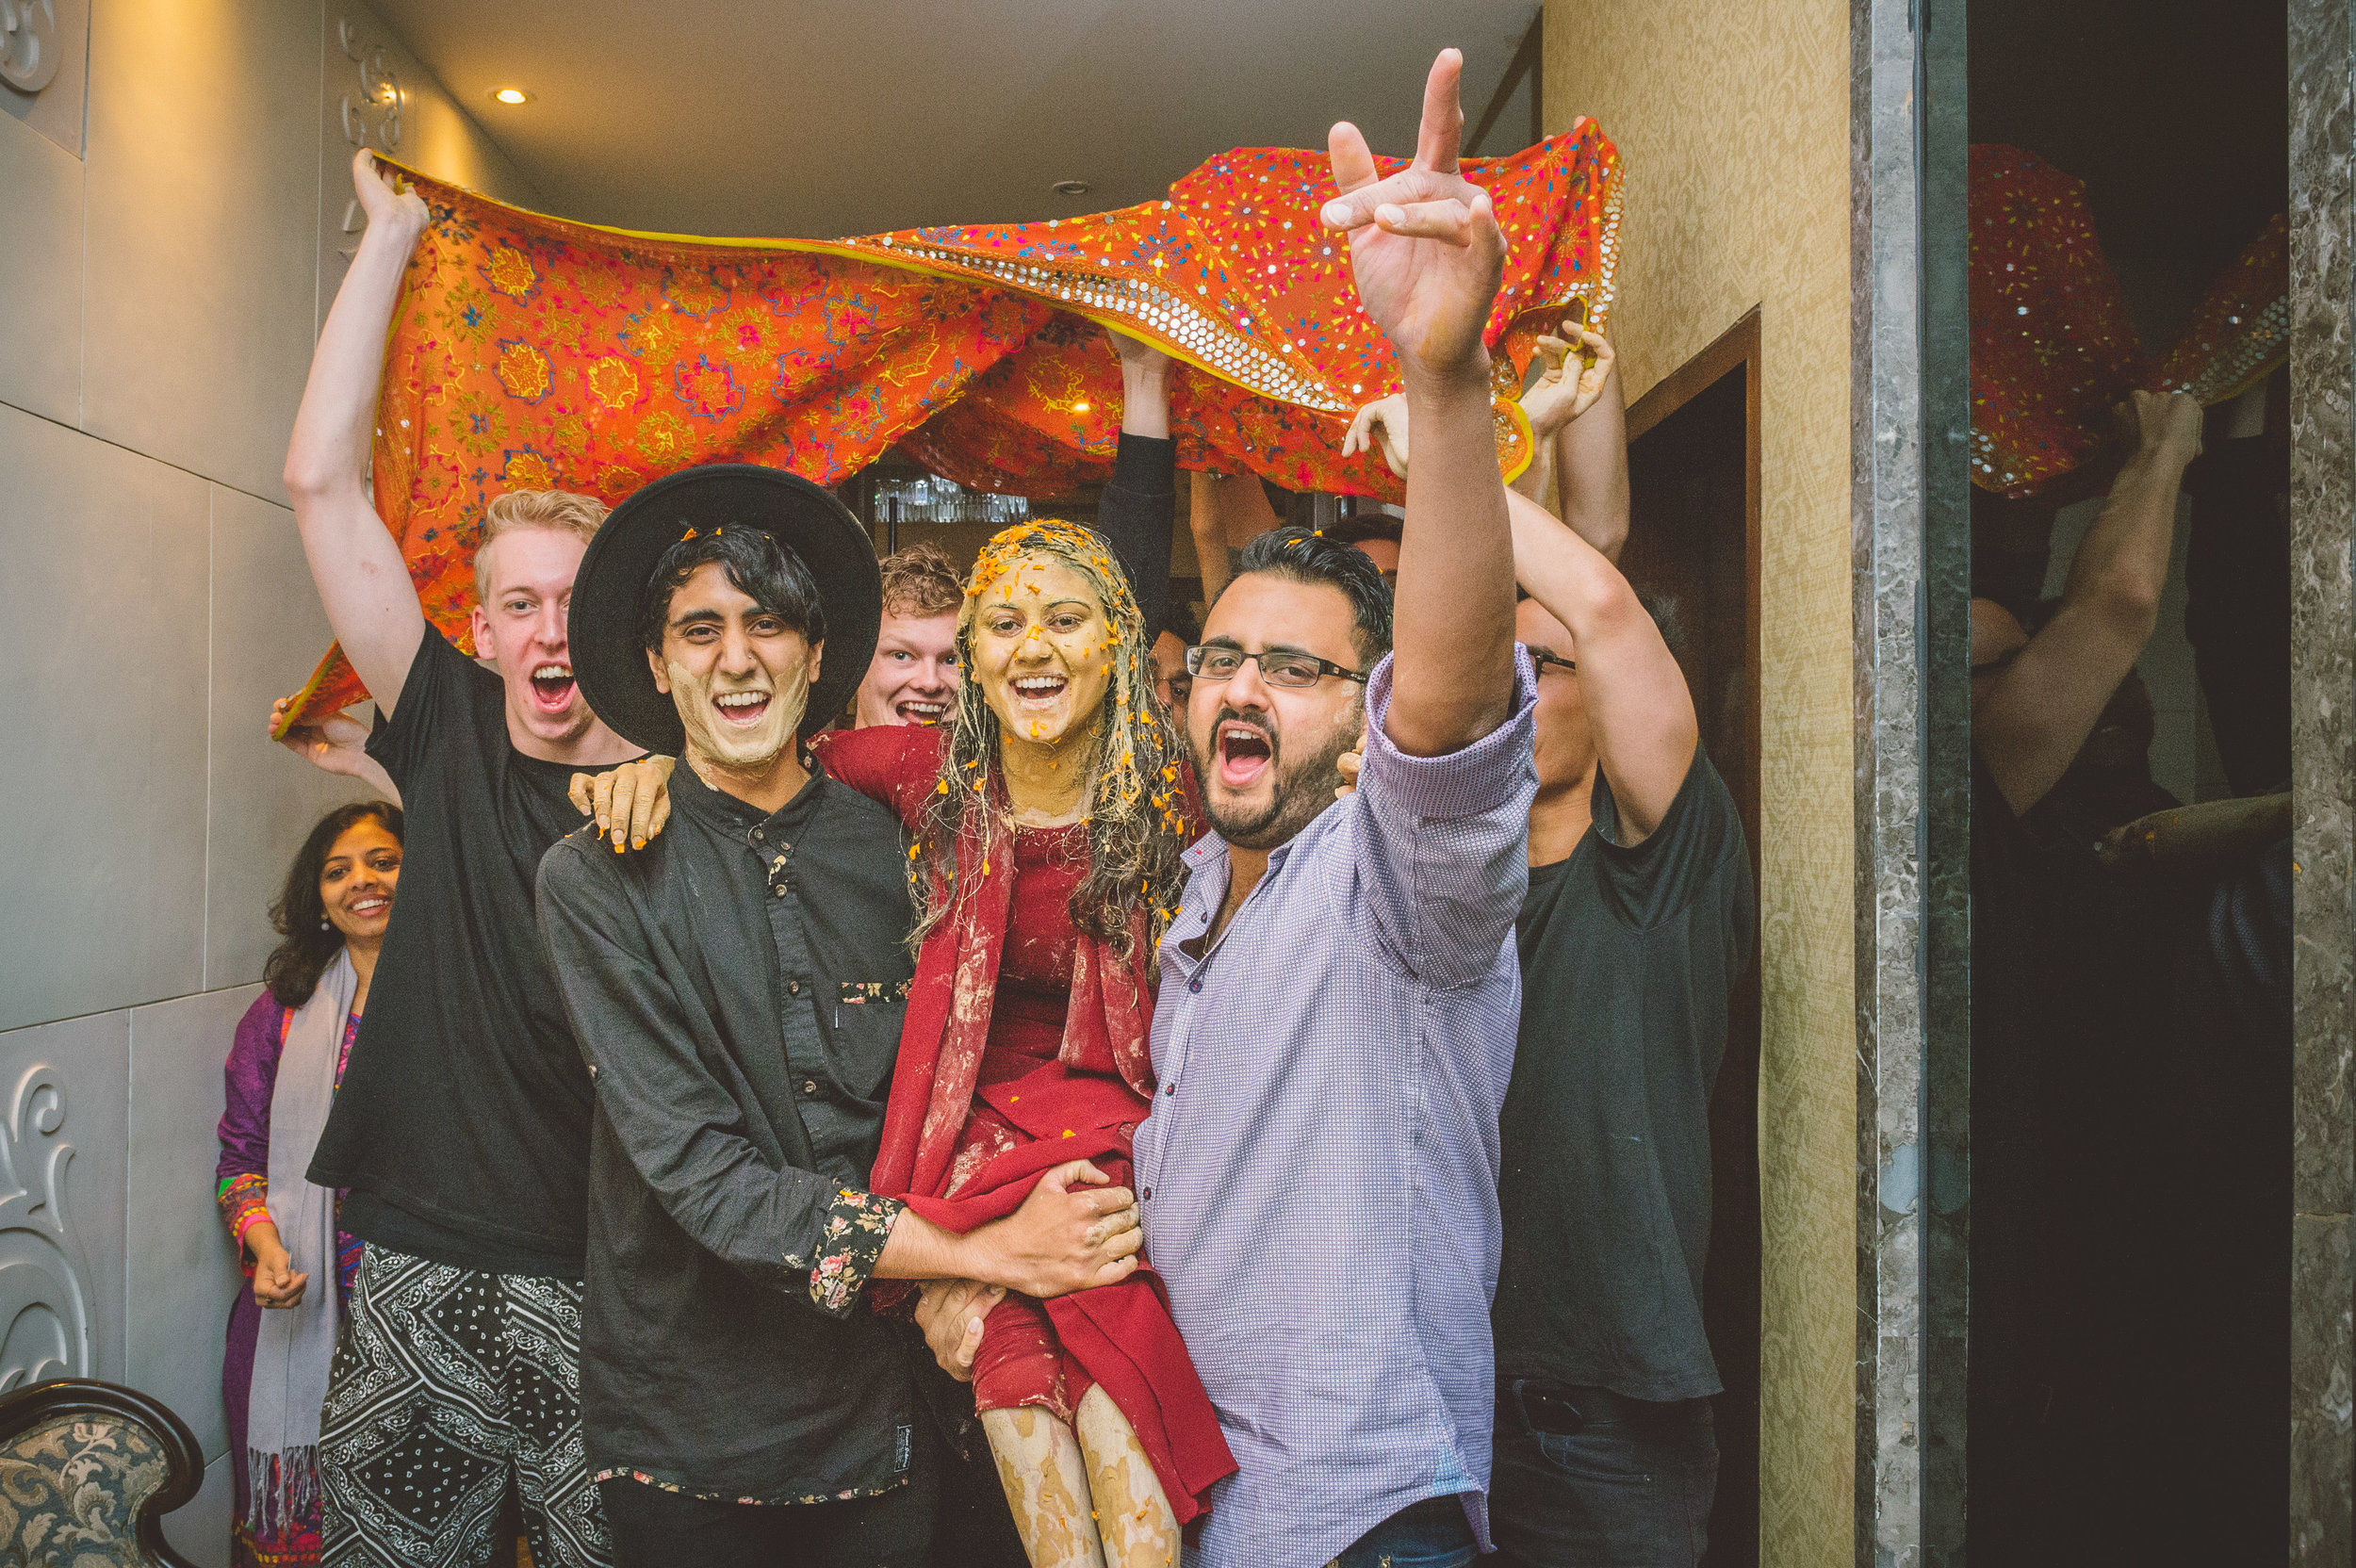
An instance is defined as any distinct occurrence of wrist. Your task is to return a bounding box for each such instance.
[1401,351,1494,399]
[360,215,427,257]
[956,1227,1006,1289]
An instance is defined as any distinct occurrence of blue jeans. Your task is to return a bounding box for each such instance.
[1489,1381,1717,1568]
[1330,1494,1478,1568]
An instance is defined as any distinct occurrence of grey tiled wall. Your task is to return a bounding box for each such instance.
[0,3,538,1563]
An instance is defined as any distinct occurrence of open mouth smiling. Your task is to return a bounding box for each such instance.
[713,689,772,727]
[530,662,577,712]
[1216,719,1273,789]
[896,697,950,724]
[345,895,390,921]
[1011,674,1069,706]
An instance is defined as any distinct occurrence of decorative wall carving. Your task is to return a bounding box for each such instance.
[0,0,61,94]
[332,11,405,268]
[335,13,402,155]
[0,1064,93,1391]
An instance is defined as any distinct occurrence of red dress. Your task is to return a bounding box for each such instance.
[814,724,1235,1525]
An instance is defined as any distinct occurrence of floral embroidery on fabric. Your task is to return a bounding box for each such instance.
[807,1188,902,1316]
[275,125,1624,729]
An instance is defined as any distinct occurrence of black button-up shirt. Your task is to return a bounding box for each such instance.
[536,756,919,1504]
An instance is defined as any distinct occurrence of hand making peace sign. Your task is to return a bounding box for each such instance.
[1319,49,1509,383]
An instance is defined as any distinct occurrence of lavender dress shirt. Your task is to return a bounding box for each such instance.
[1135,648,1539,1568]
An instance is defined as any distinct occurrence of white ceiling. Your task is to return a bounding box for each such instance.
[371,0,1542,238]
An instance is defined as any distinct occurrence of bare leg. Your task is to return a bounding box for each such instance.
[1073,1385,1180,1568]
[983,1406,1107,1568]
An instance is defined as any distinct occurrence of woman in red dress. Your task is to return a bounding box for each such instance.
[812,337,1230,1568]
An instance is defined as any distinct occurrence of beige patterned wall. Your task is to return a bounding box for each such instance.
[1542,2,1857,1561]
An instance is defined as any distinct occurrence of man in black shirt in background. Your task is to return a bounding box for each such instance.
[1485,331,1754,1568]
[540,471,1143,1567]
[1336,331,1754,1567]
[286,151,643,1567]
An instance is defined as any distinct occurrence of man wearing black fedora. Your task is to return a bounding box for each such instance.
[536,466,1146,1567]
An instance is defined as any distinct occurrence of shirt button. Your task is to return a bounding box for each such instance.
[788,980,804,995]
[753,829,765,841]
[1142,1187,1153,1200]
[802,1079,819,1096]
[774,886,787,898]
[1164,1084,1175,1096]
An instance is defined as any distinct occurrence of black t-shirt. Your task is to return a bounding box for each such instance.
[1490,743,1756,1402]
[307,628,634,1277]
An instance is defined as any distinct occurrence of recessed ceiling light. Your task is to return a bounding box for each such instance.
[1052,179,1091,197]
[492,87,532,105]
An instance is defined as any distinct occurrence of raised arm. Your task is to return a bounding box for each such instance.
[1322,49,1515,757]
[1187,470,1280,602]
[1509,487,1694,837]
[1976,391,2201,816]
[1100,330,1179,642]
[1517,324,1628,561]
[282,150,431,715]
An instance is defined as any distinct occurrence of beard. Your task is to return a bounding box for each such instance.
[668,657,811,775]
[1192,702,1360,851]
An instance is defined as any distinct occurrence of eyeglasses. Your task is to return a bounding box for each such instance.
[1530,649,1578,678]
[1185,645,1370,689]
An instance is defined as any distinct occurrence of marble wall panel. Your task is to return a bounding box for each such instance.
[0,113,84,427]
[0,405,209,1033]
[0,1010,128,1389]
[205,485,378,991]
[126,986,260,1463]
[80,0,322,503]
[2287,0,2355,1559]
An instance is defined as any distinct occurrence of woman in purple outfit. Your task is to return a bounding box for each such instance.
[216,801,402,1568]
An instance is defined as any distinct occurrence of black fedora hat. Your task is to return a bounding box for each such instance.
[569,465,880,756]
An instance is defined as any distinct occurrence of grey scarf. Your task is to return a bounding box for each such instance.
[245,946,353,1538]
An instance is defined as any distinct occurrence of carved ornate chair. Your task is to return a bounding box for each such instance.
[0,1379,204,1567]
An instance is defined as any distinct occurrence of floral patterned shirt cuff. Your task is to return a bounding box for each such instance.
[807,1188,902,1317]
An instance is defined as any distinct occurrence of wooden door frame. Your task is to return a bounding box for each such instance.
[1625,306,1764,870]
[1623,307,1765,1566]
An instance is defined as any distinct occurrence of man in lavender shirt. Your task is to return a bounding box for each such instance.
[1131,49,1537,1568]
